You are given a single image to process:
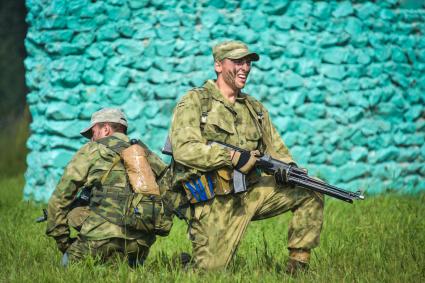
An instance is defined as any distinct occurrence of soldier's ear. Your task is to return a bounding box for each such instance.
[214,60,222,74]
[104,123,113,136]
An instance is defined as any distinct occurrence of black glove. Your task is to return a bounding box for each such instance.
[274,163,298,185]
[275,167,289,185]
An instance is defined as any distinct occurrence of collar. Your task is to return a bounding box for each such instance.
[112,132,129,142]
[204,80,247,106]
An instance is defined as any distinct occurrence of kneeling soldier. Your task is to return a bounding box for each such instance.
[46,108,172,267]
[169,41,324,274]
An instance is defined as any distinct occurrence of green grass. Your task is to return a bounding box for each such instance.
[0,174,424,282]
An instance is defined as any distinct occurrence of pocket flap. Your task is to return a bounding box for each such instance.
[217,168,232,180]
[245,129,261,141]
[207,111,235,134]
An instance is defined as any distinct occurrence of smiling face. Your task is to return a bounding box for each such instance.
[215,57,252,91]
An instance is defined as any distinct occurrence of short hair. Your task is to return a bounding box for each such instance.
[97,122,127,134]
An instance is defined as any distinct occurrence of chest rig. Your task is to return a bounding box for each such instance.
[89,136,171,235]
[195,87,265,133]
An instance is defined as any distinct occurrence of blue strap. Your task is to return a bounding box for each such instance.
[185,181,201,202]
[194,178,208,201]
[206,174,215,196]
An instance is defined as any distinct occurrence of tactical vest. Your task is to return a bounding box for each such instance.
[89,136,173,236]
[195,86,287,160]
[195,87,265,143]
[170,87,272,203]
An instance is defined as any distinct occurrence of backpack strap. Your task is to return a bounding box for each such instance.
[191,87,212,128]
[245,95,265,126]
[244,95,279,157]
[96,136,131,155]
[95,136,132,191]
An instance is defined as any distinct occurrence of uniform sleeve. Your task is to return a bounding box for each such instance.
[170,91,232,172]
[46,143,98,240]
[262,108,296,164]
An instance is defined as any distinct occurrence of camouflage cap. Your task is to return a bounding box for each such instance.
[80,108,128,139]
[213,41,260,62]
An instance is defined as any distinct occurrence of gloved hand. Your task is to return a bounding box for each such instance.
[274,167,290,185]
[274,163,299,185]
[231,150,261,174]
[55,236,75,254]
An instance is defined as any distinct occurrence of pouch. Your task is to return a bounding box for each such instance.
[67,206,90,231]
[182,174,215,204]
[214,168,233,195]
[122,193,173,236]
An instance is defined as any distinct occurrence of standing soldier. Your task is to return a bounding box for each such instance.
[169,41,324,274]
[46,108,171,267]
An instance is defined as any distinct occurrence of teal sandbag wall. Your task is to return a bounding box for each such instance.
[24,0,425,202]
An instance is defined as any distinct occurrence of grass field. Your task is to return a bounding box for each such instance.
[0,173,424,282]
[0,116,424,282]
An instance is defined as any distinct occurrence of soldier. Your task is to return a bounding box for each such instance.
[46,108,170,267]
[169,41,324,274]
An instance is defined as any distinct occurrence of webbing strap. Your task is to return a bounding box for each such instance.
[100,156,121,185]
[96,136,130,155]
[193,87,211,126]
[245,96,280,159]
[245,96,264,125]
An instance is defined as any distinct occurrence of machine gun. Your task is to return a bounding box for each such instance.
[35,186,91,223]
[162,137,364,203]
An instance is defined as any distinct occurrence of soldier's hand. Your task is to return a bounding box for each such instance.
[231,150,260,174]
[274,167,289,185]
[274,163,299,185]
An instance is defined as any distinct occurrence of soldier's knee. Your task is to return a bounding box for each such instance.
[297,188,324,211]
[311,191,324,206]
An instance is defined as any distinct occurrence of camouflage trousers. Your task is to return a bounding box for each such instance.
[189,175,324,270]
[66,237,150,267]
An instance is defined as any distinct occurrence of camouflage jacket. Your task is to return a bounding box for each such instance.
[46,133,167,243]
[170,79,294,187]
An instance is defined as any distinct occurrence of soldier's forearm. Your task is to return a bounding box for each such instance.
[173,143,232,172]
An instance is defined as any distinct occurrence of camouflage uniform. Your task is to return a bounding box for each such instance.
[46,132,167,265]
[170,80,324,270]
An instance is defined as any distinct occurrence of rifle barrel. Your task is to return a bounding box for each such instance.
[288,175,354,203]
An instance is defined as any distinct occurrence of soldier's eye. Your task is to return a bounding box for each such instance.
[230,59,251,66]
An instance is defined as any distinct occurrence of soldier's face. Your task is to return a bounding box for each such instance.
[91,124,109,141]
[216,57,251,90]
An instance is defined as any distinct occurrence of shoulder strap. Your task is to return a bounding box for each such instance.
[191,87,211,127]
[96,136,131,186]
[244,95,264,126]
[96,136,131,155]
[244,95,279,158]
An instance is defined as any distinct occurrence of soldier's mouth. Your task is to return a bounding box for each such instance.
[237,74,247,82]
